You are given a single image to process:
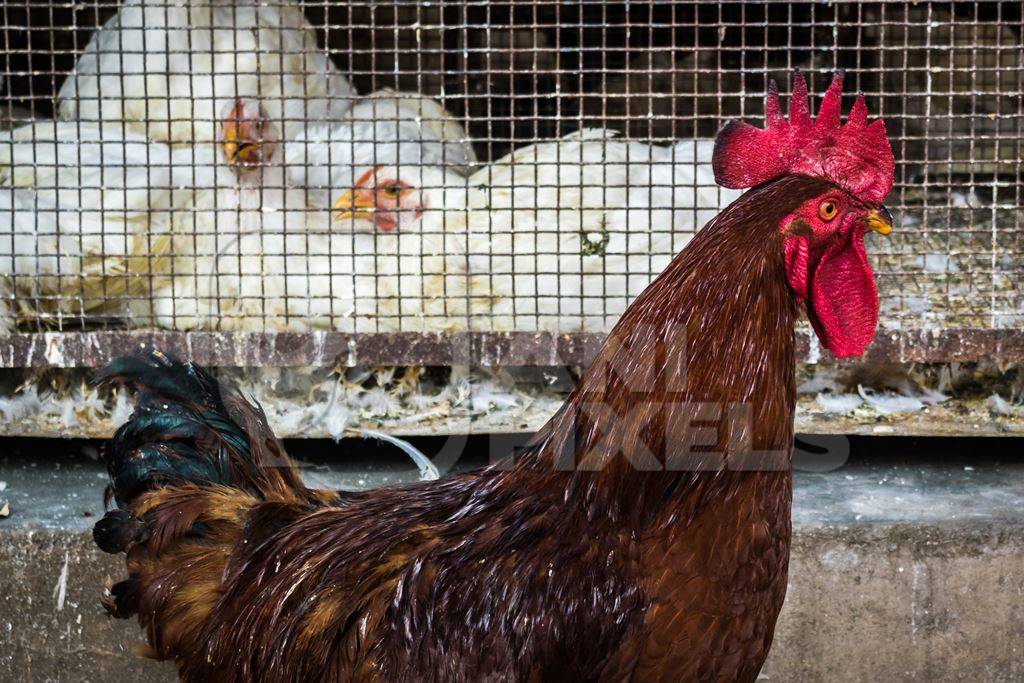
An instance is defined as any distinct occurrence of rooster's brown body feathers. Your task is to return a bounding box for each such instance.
[95,176,831,681]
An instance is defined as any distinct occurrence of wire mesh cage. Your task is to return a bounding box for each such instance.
[0,0,1021,366]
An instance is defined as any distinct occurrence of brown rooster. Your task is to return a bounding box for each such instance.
[93,72,894,682]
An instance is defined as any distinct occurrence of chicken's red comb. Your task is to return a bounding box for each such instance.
[712,71,894,204]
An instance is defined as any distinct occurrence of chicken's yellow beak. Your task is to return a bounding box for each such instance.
[864,206,894,236]
[332,190,376,222]
[221,121,260,167]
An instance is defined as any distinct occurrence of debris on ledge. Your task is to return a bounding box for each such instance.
[1,362,1022,439]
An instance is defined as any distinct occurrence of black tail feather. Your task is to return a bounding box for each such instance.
[92,349,317,638]
[97,350,263,507]
[95,350,223,412]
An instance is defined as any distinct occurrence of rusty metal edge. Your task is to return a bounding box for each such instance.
[0,328,1021,369]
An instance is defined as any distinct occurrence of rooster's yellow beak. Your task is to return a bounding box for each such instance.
[864,206,894,236]
[332,190,376,222]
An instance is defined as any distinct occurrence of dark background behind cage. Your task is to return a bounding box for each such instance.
[3,1,1021,160]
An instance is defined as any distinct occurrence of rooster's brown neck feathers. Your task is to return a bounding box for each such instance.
[513,175,831,526]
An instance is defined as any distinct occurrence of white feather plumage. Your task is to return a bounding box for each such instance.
[151,218,473,332]
[334,130,740,332]
[150,94,476,333]
[284,90,476,209]
[57,0,354,145]
[0,121,210,329]
[463,129,741,330]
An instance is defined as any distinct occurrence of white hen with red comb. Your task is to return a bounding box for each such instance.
[147,100,338,331]
[147,101,467,333]
[57,0,354,146]
[144,93,477,332]
[328,130,740,332]
[284,90,476,210]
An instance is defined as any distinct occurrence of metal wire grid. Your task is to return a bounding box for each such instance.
[0,1,1020,340]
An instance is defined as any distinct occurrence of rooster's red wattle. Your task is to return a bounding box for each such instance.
[94,72,893,681]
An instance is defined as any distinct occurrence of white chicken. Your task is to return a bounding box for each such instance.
[57,0,354,146]
[150,98,468,333]
[330,129,741,332]
[0,121,211,332]
[152,228,471,332]
[284,89,476,210]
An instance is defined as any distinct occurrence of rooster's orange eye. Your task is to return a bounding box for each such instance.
[381,183,403,198]
[818,201,838,221]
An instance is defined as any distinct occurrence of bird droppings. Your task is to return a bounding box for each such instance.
[986,393,1019,416]
[52,552,69,611]
[855,384,948,415]
[815,392,863,414]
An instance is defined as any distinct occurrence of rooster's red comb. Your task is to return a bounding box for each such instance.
[712,71,894,204]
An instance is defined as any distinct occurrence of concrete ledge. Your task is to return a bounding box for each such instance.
[765,524,1024,681]
[2,452,1022,681]
[0,531,171,682]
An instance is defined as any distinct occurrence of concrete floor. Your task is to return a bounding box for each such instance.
[1,440,1022,681]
